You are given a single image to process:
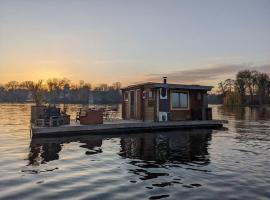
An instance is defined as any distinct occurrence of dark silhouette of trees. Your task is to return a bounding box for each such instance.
[257,73,270,104]
[21,80,44,105]
[218,70,270,106]
[0,78,122,104]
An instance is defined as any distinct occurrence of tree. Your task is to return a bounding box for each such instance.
[21,80,44,106]
[225,79,235,92]
[46,78,71,102]
[0,84,4,92]
[47,79,58,102]
[94,83,109,91]
[224,91,241,106]
[218,79,235,97]
[219,70,270,106]
[112,82,122,90]
[218,81,226,97]
[236,71,248,105]
[245,70,259,104]
[5,81,20,101]
[257,73,270,104]
[5,81,19,91]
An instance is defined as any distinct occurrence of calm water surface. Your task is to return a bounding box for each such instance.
[0,103,269,200]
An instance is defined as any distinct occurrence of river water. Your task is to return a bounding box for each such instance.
[0,103,269,200]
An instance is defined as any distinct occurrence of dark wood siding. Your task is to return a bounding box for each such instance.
[135,89,141,120]
[169,89,204,121]
[189,90,204,110]
[143,88,155,121]
[123,86,208,121]
[122,88,143,120]
[122,93,126,119]
[171,110,191,120]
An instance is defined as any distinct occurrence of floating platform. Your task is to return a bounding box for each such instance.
[31,120,225,137]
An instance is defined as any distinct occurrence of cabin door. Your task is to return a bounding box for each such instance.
[130,91,135,119]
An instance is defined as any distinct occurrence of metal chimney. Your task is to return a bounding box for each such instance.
[163,77,167,84]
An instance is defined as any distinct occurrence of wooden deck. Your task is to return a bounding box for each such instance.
[31,120,225,137]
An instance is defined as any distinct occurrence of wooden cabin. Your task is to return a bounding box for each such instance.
[121,77,213,122]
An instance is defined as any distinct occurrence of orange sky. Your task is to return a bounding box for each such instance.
[1,1,270,87]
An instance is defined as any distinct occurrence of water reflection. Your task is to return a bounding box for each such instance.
[119,130,212,181]
[28,129,212,168]
[119,130,212,165]
[216,105,270,121]
[215,105,270,141]
[28,143,62,165]
[28,136,104,165]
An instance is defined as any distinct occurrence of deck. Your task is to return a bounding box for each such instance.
[31,120,225,137]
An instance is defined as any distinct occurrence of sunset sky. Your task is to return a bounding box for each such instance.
[0,0,270,86]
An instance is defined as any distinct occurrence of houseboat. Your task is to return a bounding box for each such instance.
[31,78,225,137]
[121,77,212,122]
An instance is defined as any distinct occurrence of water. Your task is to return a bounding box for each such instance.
[0,104,269,200]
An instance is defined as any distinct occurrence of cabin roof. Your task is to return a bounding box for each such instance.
[121,82,213,91]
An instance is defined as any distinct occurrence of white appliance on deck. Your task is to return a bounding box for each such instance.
[159,112,168,121]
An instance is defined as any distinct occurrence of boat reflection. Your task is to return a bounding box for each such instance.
[119,129,212,165]
[28,129,212,167]
[119,130,213,181]
[28,135,104,165]
[28,142,62,165]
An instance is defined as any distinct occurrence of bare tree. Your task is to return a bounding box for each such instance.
[0,84,5,92]
[236,71,247,105]
[112,82,122,90]
[218,79,235,96]
[218,81,226,97]
[245,70,259,104]
[46,78,71,102]
[95,83,109,91]
[5,81,19,91]
[257,73,270,104]
[21,80,44,106]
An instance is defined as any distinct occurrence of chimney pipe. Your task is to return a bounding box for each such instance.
[163,77,167,84]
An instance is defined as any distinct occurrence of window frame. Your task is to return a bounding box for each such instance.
[170,90,189,110]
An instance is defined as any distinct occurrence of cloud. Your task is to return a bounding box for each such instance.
[145,64,270,86]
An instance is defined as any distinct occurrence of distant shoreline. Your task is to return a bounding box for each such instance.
[0,101,121,105]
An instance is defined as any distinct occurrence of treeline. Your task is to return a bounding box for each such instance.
[218,70,270,106]
[0,78,122,104]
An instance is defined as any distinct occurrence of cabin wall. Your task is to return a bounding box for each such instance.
[123,87,208,121]
[136,89,141,119]
[143,90,155,121]
[169,89,205,121]
[122,94,126,119]
[189,90,204,109]
[122,88,142,120]
[122,91,130,119]
[170,110,192,120]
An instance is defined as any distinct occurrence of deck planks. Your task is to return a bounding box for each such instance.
[31,120,225,137]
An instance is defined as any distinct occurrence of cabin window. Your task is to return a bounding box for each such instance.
[124,92,129,101]
[171,91,189,109]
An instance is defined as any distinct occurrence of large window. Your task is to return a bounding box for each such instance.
[171,91,189,109]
